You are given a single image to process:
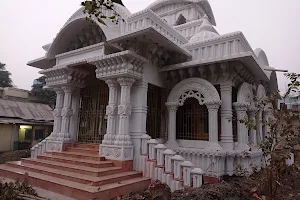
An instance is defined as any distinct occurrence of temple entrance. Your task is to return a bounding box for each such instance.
[77,65,109,144]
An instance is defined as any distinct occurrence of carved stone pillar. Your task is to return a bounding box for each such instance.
[100,77,135,161]
[206,101,222,151]
[248,107,257,147]
[102,79,119,145]
[58,86,74,142]
[130,81,148,171]
[165,102,179,149]
[233,102,250,151]
[114,77,136,146]
[50,88,64,140]
[257,109,263,143]
[220,82,234,150]
[263,109,273,139]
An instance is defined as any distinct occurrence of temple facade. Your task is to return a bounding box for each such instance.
[28,0,278,178]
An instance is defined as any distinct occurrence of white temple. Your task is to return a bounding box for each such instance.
[28,0,278,181]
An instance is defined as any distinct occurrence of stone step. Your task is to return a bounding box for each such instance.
[22,158,121,177]
[74,143,99,149]
[37,154,109,168]
[7,161,142,186]
[47,151,105,161]
[65,147,99,155]
[0,164,151,200]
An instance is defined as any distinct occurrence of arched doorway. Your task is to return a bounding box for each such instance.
[77,65,109,143]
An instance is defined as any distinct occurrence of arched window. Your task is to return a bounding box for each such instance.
[175,14,187,25]
[176,98,209,140]
[146,84,165,139]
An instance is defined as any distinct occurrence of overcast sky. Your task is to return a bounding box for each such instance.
[0,0,300,91]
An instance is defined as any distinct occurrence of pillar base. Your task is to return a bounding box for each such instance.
[235,143,251,152]
[100,144,133,161]
[46,139,71,152]
[205,142,223,151]
[165,140,179,149]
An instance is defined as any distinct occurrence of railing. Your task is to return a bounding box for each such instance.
[31,136,50,158]
[140,135,205,192]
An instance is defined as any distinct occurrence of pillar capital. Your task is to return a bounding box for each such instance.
[205,100,222,110]
[220,82,233,91]
[105,79,118,88]
[117,77,136,87]
[61,85,76,94]
[53,87,64,95]
[233,102,248,112]
[165,102,179,111]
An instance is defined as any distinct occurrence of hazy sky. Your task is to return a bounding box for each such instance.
[0,0,300,91]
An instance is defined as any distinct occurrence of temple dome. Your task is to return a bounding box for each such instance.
[189,15,219,44]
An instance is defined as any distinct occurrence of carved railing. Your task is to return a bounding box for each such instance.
[30,136,51,158]
[140,135,205,192]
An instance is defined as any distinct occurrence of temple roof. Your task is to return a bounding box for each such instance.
[189,15,219,43]
[147,0,216,25]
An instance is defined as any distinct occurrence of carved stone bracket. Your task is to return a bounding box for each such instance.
[40,66,89,88]
[88,50,148,80]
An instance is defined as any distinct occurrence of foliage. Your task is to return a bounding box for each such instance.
[81,0,125,25]
[30,76,56,109]
[0,62,13,88]
[0,174,42,200]
[241,72,300,198]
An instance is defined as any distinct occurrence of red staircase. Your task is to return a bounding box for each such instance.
[0,144,150,200]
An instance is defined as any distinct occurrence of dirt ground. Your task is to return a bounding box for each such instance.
[0,149,30,164]
[120,165,300,200]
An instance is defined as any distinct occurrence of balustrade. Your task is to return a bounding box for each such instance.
[141,137,205,192]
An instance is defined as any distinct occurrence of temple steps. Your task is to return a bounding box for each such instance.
[48,151,104,161]
[0,144,151,200]
[36,154,111,168]
[6,161,142,186]
[65,147,99,155]
[21,158,120,176]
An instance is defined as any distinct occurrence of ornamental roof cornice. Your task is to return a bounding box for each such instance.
[184,31,252,52]
[126,9,188,45]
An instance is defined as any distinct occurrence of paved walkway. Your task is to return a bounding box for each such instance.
[0,177,75,200]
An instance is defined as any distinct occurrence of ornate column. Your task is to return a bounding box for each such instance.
[165,102,179,149]
[69,88,80,142]
[58,86,74,143]
[263,108,273,139]
[130,81,148,171]
[220,82,234,150]
[102,79,119,145]
[50,88,64,140]
[114,77,136,146]
[257,109,263,143]
[233,102,250,151]
[206,100,222,151]
[248,107,257,147]
[100,77,135,161]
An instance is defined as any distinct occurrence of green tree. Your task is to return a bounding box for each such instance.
[81,0,125,25]
[0,62,13,87]
[30,76,56,109]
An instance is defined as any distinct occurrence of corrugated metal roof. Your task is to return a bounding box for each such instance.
[0,118,53,125]
[0,99,53,122]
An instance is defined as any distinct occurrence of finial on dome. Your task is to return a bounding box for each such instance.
[199,15,214,32]
[188,15,219,44]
